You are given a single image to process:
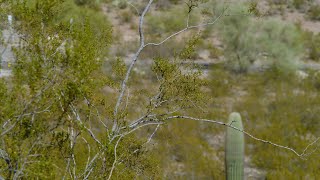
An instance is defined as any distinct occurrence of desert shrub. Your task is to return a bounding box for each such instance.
[218,4,304,73]
[112,0,127,9]
[74,0,101,9]
[304,32,320,61]
[292,0,306,10]
[119,9,133,24]
[308,4,320,20]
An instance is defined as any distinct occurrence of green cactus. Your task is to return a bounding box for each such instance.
[225,112,244,180]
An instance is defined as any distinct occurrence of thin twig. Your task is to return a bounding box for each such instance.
[162,115,318,158]
[147,124,160,143]
[127,1,140,15]
[107,135,124,180]
[144,7,226,47]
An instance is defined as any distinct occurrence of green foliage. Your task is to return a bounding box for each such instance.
[218,5,304,73]
[0,1,212,178]
[152,57,206,108]
[112,0,127,9]
[207,66,320,178]
[110,57,127,85]
[293,0,305,9]
[308,4,320,20]
[2,0,320,178]
[179,34,201,59]
[154,119,224,179]
[225,112,244,180]
[149,36,206,110]
[210,66,232,97]
[0,0,118,178]
[303,31,320,61]
[247,1,261,16]
[119,9,133,24]
[100,135,161,179]
[228,70,320,178]
[74,0,100,8]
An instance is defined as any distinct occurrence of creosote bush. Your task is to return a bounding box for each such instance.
[0,0,160,178]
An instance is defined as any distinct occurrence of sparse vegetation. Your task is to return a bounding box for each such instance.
[308,4,320,20]
[218,5,304,73]
[304,31,320,61]
[1,0,320,179]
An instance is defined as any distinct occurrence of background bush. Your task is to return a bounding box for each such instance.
[218,4,304,73]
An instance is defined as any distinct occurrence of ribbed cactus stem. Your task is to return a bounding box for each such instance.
[225,112,244,180]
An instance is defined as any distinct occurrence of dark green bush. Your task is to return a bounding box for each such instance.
[308,33,320,61]
[308,4,320,20]
[112,0,127,9]
[293,0,304,9]
[74,0,100,9]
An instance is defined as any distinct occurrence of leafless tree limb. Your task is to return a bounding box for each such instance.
[161,115,319,158]
[69,103,102,146]
[146,124,160,144]
[107,134,124,180]
[113,0,154,132]
[144,7,227,47]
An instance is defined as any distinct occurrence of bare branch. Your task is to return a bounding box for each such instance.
[127,1,140,16]
[146,124,160,144]
[144,7,227,47]
[82,151,103,179]
[113,0,154,132]
[107,135,124,180]
[81,137,91,177]
[162,115,318,158]
[69,103,102,146]
[301,137,320,157]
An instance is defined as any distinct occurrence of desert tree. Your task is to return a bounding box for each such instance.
[0,0,319,179]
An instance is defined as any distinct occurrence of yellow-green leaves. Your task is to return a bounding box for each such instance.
[179,35,200,60]
[152,56,205,109]
[112,58,127,80]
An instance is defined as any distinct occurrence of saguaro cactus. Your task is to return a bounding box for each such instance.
[225,112,244,180]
